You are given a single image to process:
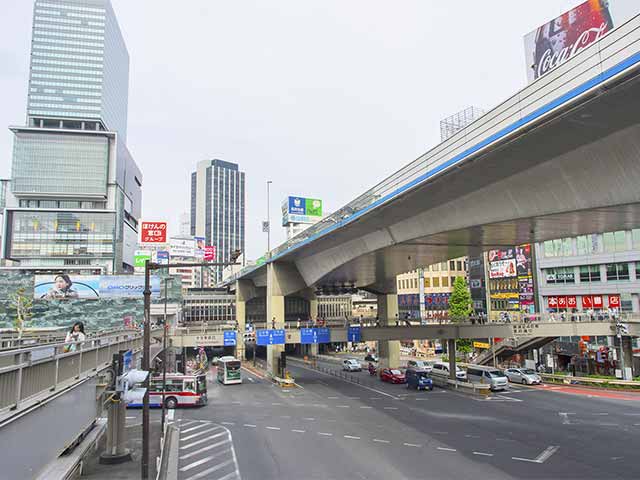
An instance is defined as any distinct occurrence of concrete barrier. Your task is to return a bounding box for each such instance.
[430,373,490,395]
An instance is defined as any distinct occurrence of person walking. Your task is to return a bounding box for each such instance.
[64,321,86,352]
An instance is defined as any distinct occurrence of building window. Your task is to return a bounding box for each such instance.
[576,234,601,255]
[424,277,430,288]
[450,276,456,286]
[633,229,640,250]
[543,238,572,257]
[441,277,449,288]
[579,265,600,282]
[606,263,629,281]
[636,262,640,279]
[603,231,627,253]
[432,263,439,272]
[456,261,463,271]
[545,267,575,284]
[621,293,633,312]
[440,262,447,271]
[449,261,455,270]
[433,277,440,288]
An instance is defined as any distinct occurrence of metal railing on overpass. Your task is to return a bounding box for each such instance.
[0,327,143,352]
[0,330,143,419]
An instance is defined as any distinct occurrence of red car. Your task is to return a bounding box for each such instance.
[380,368,406,384]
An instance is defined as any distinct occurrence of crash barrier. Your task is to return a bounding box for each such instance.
[0,330,143,419]
[156,410,179,480]
[540,373,640,389]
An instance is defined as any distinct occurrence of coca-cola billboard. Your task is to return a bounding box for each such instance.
[524,1,636,83]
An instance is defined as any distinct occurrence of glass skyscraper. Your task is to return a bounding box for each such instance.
[3,0,141,274]
[191,159,245,285]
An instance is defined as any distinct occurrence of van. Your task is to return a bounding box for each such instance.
[430,362,467,381]
[466,365,509,391]
[406,368,433,390]
[406,360,435,372]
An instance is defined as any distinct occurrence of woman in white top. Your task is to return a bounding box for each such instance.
[64,321,86,352]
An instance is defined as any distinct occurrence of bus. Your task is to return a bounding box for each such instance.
[217,358,242,385]
[127,372,208,408]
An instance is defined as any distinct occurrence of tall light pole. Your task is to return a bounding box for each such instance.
[160,277,173,435]
[266,180,273,252]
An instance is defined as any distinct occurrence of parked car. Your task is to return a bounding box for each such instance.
[364,353,379,363]
[380,368,406,384]
[406,360,435,372]
[505,368,542,385]
[406,368,433,390]
[466,365,509,391]
[343,359,362,372]
[430,362,467,381]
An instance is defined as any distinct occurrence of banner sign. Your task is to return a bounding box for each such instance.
[140,221,167,244]
[134,250,151,268]
[204,246,216,261]
[156,250,170,265]
[169,237,196,257]
[282,196,323,225]
[34,274,161,300]
[473,341,490,349]
[194,236,205,258]
[523,0,636,83]
[223,331,237,346]
[256,329,286,345]
[489,259,517,278]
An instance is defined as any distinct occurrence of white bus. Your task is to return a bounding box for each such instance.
[127,372,208,408]
[217,358,242,385]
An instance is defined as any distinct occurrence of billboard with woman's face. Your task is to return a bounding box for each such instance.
[34,274,160,300]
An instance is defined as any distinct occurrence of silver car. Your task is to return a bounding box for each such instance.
[505,368,542,385]
[342,359,362,372]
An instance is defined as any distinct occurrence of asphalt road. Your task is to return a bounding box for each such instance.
[172,360,640,480]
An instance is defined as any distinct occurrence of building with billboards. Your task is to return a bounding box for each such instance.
[468,255,487,314]
[282,196,323,240]
[3,0,142,274]
[487,244,536,318]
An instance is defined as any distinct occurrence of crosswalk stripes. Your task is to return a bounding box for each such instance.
[177,420,241,480]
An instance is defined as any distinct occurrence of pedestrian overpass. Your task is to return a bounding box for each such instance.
[223,16,640,374]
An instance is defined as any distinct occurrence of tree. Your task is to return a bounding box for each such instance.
[11,287,33,337]
[448,277,472,321]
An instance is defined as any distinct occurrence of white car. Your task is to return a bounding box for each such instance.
[504,368,542,385]
[342,359,362,372]
[430,362,467,381]
[406,360,435,372]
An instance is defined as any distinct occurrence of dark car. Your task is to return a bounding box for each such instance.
[405,368,433,391]
[364,353,378,363]
[380,368,406,384]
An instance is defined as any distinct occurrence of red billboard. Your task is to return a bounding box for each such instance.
[140,222,167,244]
[204,246,216,261]
[608,294,620,308]
[524,0,614,83]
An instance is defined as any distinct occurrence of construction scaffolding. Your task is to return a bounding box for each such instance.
[440,106,486,141]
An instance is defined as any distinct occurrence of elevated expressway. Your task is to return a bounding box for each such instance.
[227,16,640,374]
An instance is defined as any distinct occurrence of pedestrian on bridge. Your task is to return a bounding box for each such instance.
[64,321,85,353]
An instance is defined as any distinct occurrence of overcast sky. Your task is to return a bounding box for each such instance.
[0,0,582,260]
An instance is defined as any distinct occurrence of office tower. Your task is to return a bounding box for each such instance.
[190,159,245,285]
[4,0,141,274]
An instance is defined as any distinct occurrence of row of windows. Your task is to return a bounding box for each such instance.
[33,50,103,62]
[28,109,100,118]
[398,276,461,289]
[32,79,102,90]
[544,230,640,257]
[34,15,82,25]
[32,73,103,82]
[34,36,104,48]
[34,44,104,54]
[34,29,104,41]
[34,22,104,35]
[18,199,105,209]
[544,263,640,283]
[29,102,101,111]
[32,65,102,76]
[31,94,101,105]
[37,3,106,14]
[32,58,103,69]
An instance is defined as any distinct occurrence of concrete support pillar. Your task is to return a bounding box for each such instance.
[377,293,400,369]
[309,297,318,322]
[309,344,319,357]
[236,279,257,362]
[623,336,634,376]
[448,339,457,380]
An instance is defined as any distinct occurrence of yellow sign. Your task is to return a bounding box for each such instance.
[473,341,490,349]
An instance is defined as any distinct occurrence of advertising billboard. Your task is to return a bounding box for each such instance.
[134,250,151,268]
[34,274,161,300]
[169,237,196,257]
[204,246,216,261]
[140,221,167,244]
[156,250,170,265]
[282,196,323,225]
[489,259,517,279]
[523,0,637,83]
[194,236,205,258]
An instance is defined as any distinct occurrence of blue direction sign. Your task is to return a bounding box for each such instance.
[256,329,286,346]
[223,331,237,346]
[300,328,316,344]
[347,326,361,343]
[317,327,331,344]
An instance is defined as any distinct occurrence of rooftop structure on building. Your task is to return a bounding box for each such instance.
[439,106,486,141]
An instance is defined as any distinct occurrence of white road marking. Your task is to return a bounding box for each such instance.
[634,423,640,426]
[312,404,328,408]
[243,424,256,428]
[180,431,227,450]
[464,434,480,439]
[373,439,390,443]
[303,417,315,421]
[473,452,494,457]
[292,429,305,433]
[370,397,382,400]
[344,435,361,439]
[598,423,619,426]
[265,426,281,430]
[180,451,229,472]
[247,377,255,383]
[383,407,398,410]
[347,396,360,400]
[360,406,373,409]
[271,402,283,406]
[415,398,428,401]
[496,438,515,442]
[126,416,136,419]
[318,432,333,436]
[513,446,559,464]
[404,443,421,447]
[180,421,199,428]
[179,439,230,460]
[433,431,448,435]
[594,412,609,416]
[336,405,350,408]
[437,447,457,452]
[183,459,235,480]
[623,413,640,416]
[181,426,223,441]
[231,401,242,405]
[328,396,339,399]
[182,423,211,434]
[558,413,572,425]
[280,415,291,419]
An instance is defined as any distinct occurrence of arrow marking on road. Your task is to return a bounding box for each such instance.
[513,446,559,464]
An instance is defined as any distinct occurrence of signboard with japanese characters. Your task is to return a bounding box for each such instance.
[140,221,167,244]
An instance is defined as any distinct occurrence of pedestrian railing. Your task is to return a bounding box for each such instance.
[0,327,143,352]
[0,330,143,418]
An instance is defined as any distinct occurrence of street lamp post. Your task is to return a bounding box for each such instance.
[266,180,272,252]
[160,277,173,435]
